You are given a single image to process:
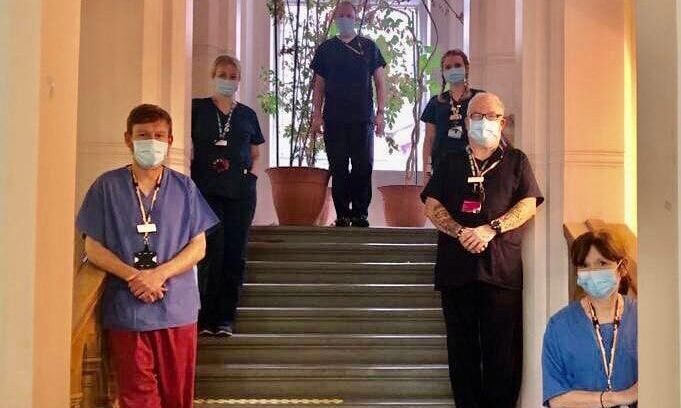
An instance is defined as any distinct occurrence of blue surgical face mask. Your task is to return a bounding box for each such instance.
[336,17,356,36]
[577,268,619,299]
[215,78,239,97]
[133,139,168,169]
[444,67,466,84]
[468,118,501,148]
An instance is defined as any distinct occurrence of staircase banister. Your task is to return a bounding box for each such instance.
[72,262,106,338]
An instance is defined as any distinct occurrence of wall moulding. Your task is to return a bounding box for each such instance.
[564,150,625,167]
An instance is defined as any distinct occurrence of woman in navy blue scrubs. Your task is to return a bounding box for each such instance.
[421,49,484,183]
[191,55,265,336]
[542,230,638,407]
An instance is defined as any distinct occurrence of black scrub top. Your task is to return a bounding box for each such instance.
[311,36,387,124]
[420,144,544,290]
[420,89,484,162]
[191,98,265,199]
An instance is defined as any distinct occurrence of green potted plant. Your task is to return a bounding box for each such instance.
[260,0,453,226]
[374,0,450,227]
[260,0,334,226]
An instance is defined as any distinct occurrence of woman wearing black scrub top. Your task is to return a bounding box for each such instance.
[192,55,265,336]
[421,49,484,183]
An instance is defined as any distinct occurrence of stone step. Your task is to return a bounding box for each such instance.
[195,364,451,399]
[234,307,446,335]
[246,261,434,284]
[250,226,437,244]
[240,284,440,308]
[194,398,455,407]
[198,334,447,365]
[247,242,436,263]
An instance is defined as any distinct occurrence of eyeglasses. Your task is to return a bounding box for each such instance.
[469,112,503,121]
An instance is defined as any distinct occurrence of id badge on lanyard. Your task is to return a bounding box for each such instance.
[462,147,501,213]
[131,167,161,270]
[215,102,237,147]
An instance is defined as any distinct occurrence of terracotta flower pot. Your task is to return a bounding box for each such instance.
[315,187,335,226]
[266,167,330,226]
[378,184,427,227]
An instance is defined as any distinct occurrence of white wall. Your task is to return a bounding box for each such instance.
[0,0,81,406]
[77,0,194,206]
[636,0,681,405]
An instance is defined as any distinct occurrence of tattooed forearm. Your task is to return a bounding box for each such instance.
[494,197,537,233]
[425,198,463,238]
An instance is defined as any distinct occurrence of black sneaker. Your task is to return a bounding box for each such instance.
[335,217,351,227]
[215,325,233,337]
[351,216,370,228]
[198,327,214,336]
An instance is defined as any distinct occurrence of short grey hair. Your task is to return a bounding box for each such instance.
[336,0,358,13]
[467,92,506,117]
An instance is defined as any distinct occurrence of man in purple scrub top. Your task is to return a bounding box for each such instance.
[76,104,219,408]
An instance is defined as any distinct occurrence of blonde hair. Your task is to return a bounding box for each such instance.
[211,55,241,78]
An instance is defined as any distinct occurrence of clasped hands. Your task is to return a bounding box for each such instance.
[127,267,168,304]
[457,224,497,254]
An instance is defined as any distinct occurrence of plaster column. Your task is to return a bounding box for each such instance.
[0,0,81,406]
[563,0,631,226]
[192,0,236,99]
[76,0,194,208]
[515,0,569,405]
[636,0,681,405]
[468,0,520,120]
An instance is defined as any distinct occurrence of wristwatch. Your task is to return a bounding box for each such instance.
[490,219,502,234]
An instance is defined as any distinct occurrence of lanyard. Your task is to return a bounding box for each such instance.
[588,295,622,391]
[338,36,364,55]
[449,87,469,122]
[466,145,503,202]
[130,167,163,244]
[216,101,237,140]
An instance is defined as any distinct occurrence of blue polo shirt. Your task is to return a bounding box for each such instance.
[76,166,219,331]
[542,296,638,406]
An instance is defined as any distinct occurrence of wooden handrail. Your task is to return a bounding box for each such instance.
[71,261,112,408]
[72,262,106,337]
[563,218,638,300]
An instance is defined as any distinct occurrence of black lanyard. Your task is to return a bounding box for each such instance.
[130,166,163,245]
[339,36,364,55]
[588,295,622,391]
[465,144,504,202]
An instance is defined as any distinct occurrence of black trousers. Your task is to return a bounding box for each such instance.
[323,121,374,219]
[198,193,256,328]
[440,282,523,408]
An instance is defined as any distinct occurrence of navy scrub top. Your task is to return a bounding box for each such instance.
[191,98,265,199]
[421,88,484,162]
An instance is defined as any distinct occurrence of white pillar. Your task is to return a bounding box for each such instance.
[0,0,81,406]
[636,0,681,405]
[468,0,521,120]
[516,0,568,405]
[77,0,194,207]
